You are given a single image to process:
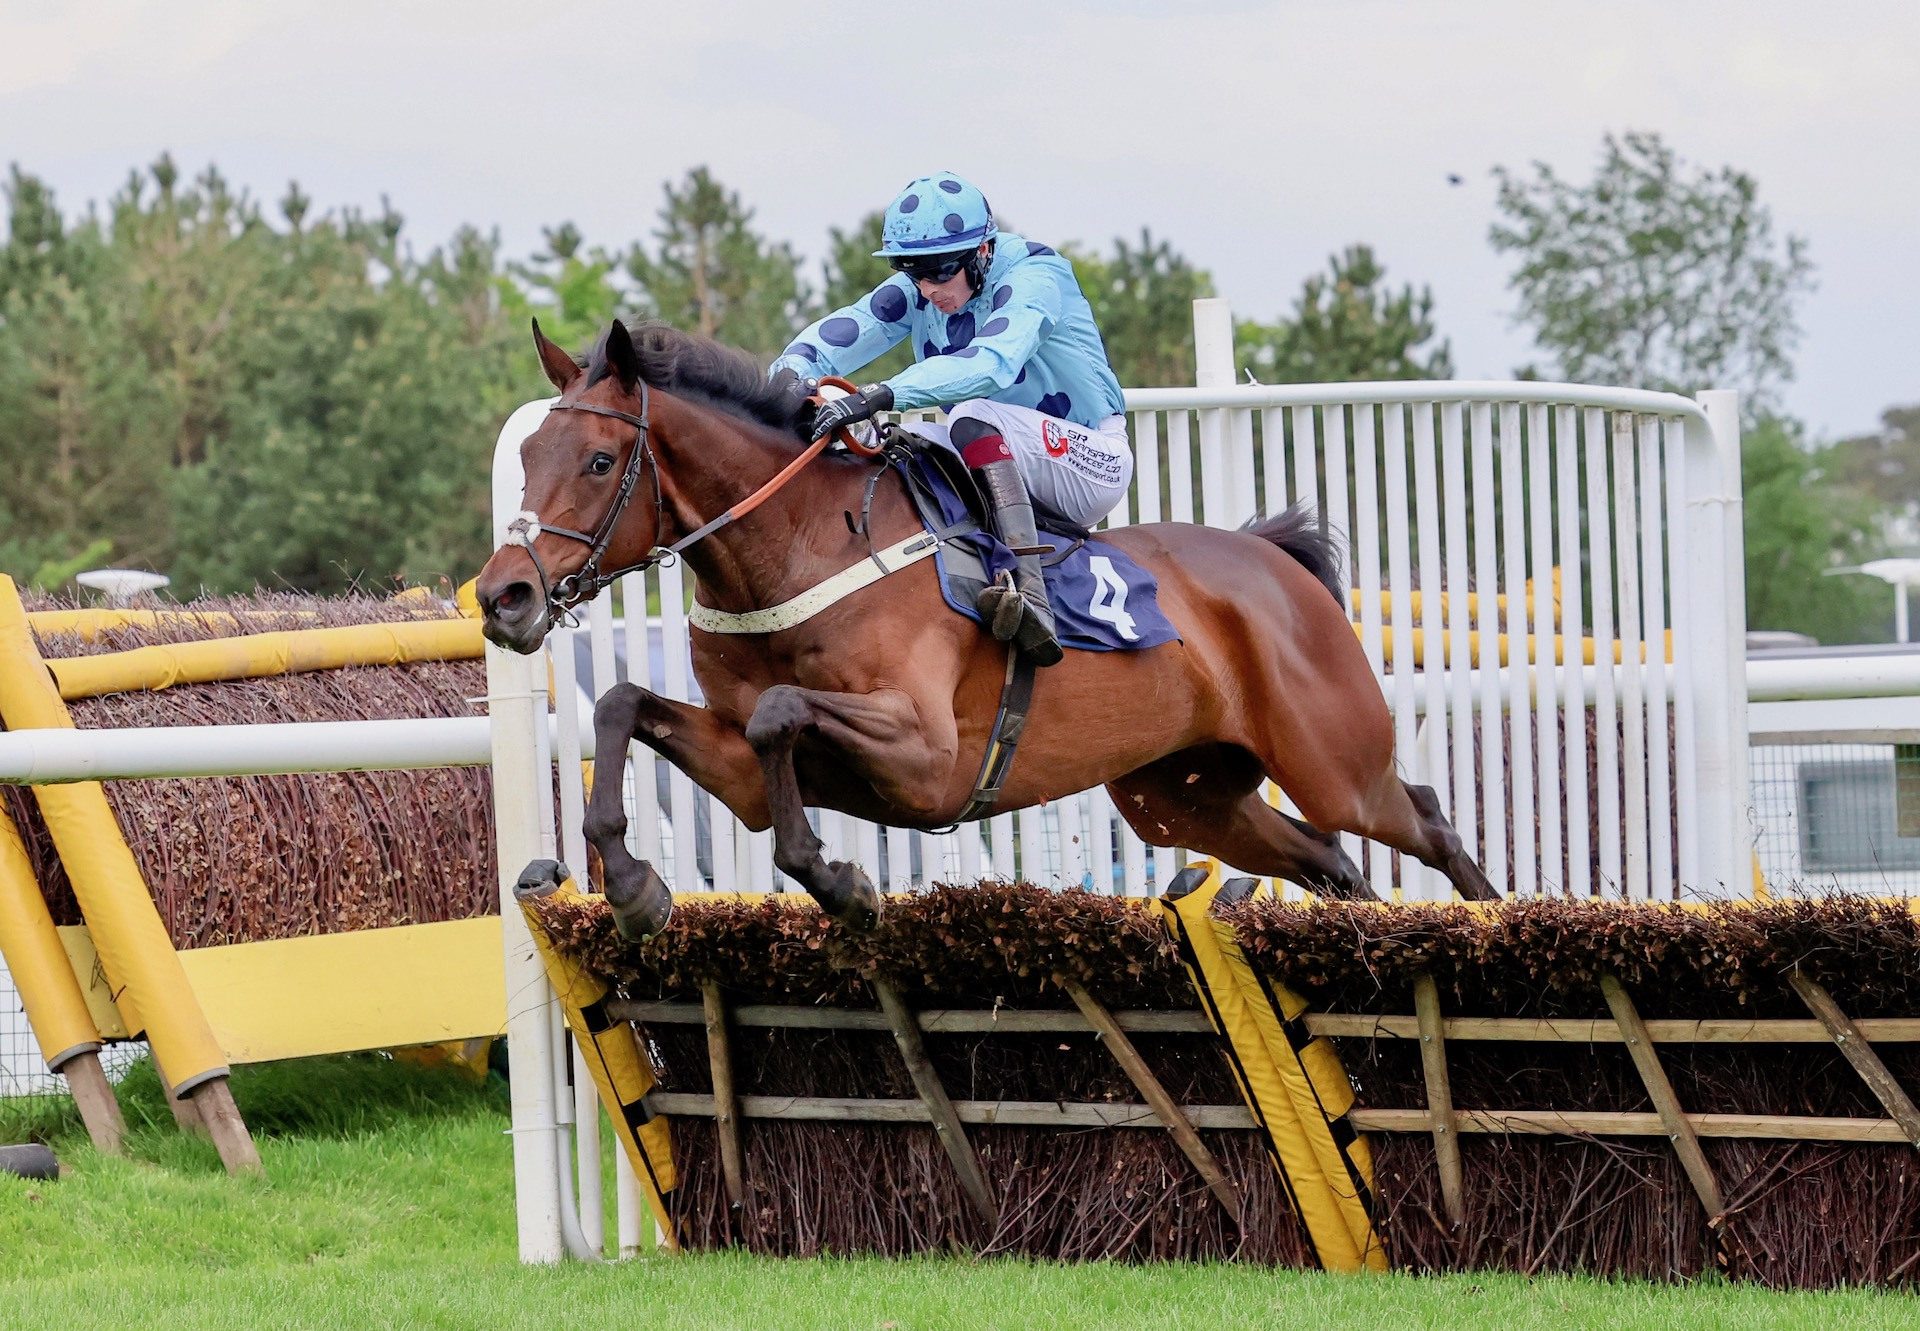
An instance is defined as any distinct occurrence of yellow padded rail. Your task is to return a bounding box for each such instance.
[25,608,320,640]
[1371,624,1673,669]
[46,618,482,700]
[0,803,102,1071]
[516,872,679,1247]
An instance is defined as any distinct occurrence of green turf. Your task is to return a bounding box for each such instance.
[2,1056,1916,1331]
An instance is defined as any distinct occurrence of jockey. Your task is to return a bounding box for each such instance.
[769,173,1130,667]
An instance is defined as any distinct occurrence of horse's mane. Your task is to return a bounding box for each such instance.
[582,321,808,438]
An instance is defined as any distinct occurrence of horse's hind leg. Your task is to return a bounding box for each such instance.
[1347,773,1498,902]
[1108,746,1375,901]
[1274,812,1371,900]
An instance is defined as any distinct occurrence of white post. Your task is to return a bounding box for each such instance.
[1898,578,1911,645]
[1188,298,1261,884]
[1682,391,1749,897]
[487,642,565,1263]
[1192,300,1234,528]
[1191,299,1234,391]
[1707,392,1751,895]
[490,400,565,1263]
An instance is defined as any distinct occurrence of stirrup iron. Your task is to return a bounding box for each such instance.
[977,571,1026,643]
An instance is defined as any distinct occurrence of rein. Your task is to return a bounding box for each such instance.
[505,381,838,623]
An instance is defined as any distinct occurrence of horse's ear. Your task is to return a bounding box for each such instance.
[532,318,581,392]
[604,319,640,390]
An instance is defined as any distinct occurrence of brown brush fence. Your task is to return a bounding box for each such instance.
[537,883,1920,1286]
[5,592,493,945]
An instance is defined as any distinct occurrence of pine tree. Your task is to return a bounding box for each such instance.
[626,167,806,358]
[1237,246,1452,384]
[1068,229,1216,388]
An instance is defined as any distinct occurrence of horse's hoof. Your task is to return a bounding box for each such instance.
[610,862,675,942]
[815,861,881,931]
[514,858,573,901]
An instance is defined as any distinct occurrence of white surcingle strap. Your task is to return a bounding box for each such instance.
[687,531,941,635]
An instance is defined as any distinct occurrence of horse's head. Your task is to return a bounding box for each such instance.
[477,319,662,654]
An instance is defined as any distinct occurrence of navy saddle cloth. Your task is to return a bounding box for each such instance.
[895,447,1179,653]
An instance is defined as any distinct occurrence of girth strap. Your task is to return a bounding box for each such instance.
[953,645,1039,824]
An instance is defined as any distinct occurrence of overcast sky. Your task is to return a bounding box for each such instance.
[5,0,1915,438]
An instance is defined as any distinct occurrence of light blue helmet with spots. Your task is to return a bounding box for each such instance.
[873,173,997,256]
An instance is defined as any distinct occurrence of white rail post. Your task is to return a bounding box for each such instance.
[1705,391,1750,894]
[1682,390,1749,897]
[489,400,565,1263]
[487,641,564,1264]
[1188,299,1259,884]
[1192,300,1234,528]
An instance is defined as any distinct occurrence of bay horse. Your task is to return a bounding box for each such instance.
[477,319,1494,936]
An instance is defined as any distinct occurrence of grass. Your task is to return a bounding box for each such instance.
[2,1057,1918,1331]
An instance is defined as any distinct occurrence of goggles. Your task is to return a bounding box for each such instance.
[888,250,974,284]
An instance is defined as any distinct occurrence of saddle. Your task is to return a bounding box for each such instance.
[879,429,1180,656]
[894,431,1090,580]
[848,427,1179,824]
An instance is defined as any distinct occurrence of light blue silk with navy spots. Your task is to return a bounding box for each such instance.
[770,232,1125,430]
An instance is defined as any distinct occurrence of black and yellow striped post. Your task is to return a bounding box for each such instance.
[1157,861,1386,1272]
[514,860,679,1250]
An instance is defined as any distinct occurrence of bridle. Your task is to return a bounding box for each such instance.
[504,384,668,624]
[503,379,849,626]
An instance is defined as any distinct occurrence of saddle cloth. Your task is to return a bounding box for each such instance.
[895,446,1180,653]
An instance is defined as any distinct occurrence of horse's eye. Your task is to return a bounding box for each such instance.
[588,452,615,476]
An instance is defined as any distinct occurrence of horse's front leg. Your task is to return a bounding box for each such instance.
[584,682,768,940]
[743,683,958,929]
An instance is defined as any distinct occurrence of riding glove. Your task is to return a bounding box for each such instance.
[809,383,894,442]
[768,367,818,435]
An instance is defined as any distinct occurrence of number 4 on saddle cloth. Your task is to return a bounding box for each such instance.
[893,442,1181,653]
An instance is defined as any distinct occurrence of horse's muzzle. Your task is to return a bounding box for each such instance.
[477,578,549,655]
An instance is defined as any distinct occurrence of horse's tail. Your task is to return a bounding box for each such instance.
[1244,504,1347,608]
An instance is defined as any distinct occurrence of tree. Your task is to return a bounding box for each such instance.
[0,157,277,582]
[1067,229,1216,389]
[1237,245,1452,384]
[1742,416,1889,643]
[1825,404,1920,553]
[502,222,623,354]
[168,216,523,594]
[815,209,911,380]
[820,210,893,312]
[1490,131,1814,407]
[626,167,806,358]
[0,155,531,595]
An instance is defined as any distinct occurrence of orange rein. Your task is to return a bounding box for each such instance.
[722,432,836,525]
[681,376,885,537]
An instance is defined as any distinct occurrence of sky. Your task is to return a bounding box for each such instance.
[4,0,1916,440]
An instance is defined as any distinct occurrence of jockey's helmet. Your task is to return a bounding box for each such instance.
[873,174,996,258]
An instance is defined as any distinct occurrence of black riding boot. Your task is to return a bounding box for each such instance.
[970,456,1064,666]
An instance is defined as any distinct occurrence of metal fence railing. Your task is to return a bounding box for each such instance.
[1751,741,1920,896]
